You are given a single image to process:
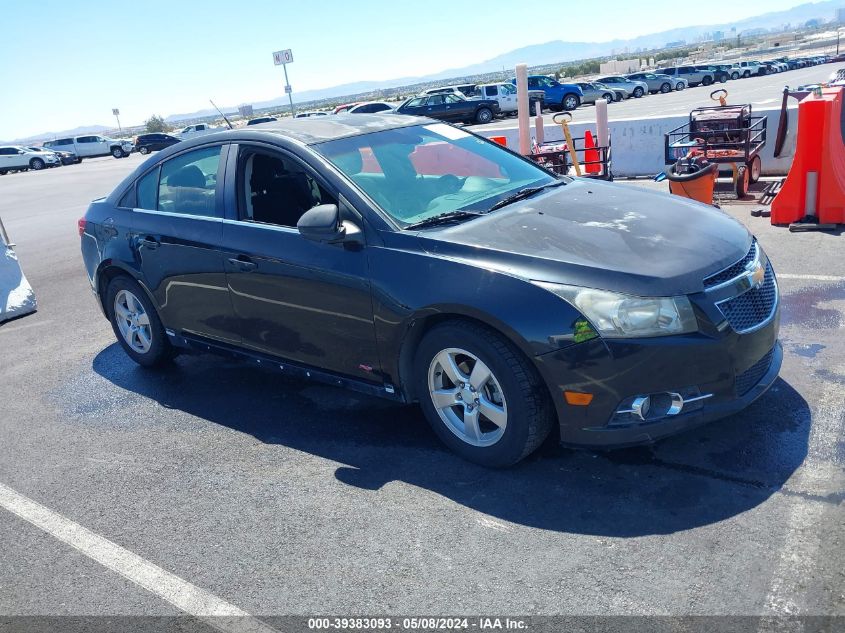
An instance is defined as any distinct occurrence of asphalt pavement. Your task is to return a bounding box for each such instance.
[0,148,843,628]
[474,64,839,130]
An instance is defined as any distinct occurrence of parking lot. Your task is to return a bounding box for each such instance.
[475,64,837,130]
[1,150,844,627]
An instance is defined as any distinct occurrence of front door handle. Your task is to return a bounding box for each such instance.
[139,236,159,249]
[228,256,257,272]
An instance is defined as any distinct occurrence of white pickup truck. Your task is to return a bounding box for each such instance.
[473,83,545,114]
[44,135,134,159]
[177,123,222,139]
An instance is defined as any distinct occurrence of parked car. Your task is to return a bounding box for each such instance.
[396,93,499,124]
[625,72,675,94]
[43,135,134,159]
[738,61,763,77]
[656,66,715,87]
[177,123,221,139]
[333,102,360,114]
[695,65,730,83]
[422,85,478,98]
[26,146,78,165]
[347,102,396,114]
[133,133,181,155]
[470,83,545,114]
[0,145,61,173]
[246,116,278,126]
[79,114,782,467]
[595,75,650,98]
[294,111,329,118]
[515,75,582,111]
[576,82,618,104]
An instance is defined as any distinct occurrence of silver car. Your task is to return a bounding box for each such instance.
[595,75,649,98]
[576,82,621,104]
[625,72,677,94]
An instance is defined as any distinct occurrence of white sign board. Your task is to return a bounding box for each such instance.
[273,49,293,65]
[284,85,292,94]
[112,108,120,116]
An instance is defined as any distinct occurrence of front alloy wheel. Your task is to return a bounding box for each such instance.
[632,87,644,98]
[563,94,579,110]
[138,146,150,155]
[112,147,125,158]
[428,348,507,447]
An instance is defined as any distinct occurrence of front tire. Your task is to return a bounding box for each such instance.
[475,107,493,124]
[632,87,644,98]
[602,92,614,102]
[111,146,126,158]
[660,82,671,93]
[138,146,150,155]
[731,72,740,80]
[702,76,713,86]
[562,94,579,110]
[29,158,45,170]
[414,321,554,467]
[106,276,173,368]
[676,82,685,91]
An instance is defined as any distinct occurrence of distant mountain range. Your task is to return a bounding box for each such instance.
[6,0,844,141]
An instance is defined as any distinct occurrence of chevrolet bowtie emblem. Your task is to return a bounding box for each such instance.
[748,260,765,289]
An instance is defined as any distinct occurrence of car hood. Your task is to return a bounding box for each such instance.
[417,179,752,296]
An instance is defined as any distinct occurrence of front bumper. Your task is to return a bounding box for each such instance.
[533,310,781,448]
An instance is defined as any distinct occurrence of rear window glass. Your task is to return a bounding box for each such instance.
[137,166,160,209]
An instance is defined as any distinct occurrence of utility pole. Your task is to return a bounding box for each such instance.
[112,108,122,135]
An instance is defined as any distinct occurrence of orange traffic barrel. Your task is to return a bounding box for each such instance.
[666,161,718,205]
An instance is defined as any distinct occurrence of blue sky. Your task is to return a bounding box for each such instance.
[0,0,812,139]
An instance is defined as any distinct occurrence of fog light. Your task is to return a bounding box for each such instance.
[612,388,714,426]
[631,396,650,420]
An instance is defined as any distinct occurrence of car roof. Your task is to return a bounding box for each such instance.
[176,113,430,146]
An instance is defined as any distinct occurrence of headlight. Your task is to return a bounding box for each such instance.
[533,282,698,338]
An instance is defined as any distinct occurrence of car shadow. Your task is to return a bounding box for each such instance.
[92,343,810,537]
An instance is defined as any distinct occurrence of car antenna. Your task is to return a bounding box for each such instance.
[209,99,233,130]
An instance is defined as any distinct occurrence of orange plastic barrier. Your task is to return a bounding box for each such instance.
[584,130,600,174]
[771,87,845,225]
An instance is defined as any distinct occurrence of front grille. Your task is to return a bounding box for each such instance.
[736,347,775,396]
[717,262,777,332]
[704,240,757,289]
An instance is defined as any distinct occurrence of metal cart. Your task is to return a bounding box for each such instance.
[664,90,767,198]
[529,136,612,180]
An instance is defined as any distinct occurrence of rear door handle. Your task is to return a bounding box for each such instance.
[139,236,160,249]
[228,256,257,272]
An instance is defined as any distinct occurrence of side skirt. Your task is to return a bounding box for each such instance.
[166,330,405,403]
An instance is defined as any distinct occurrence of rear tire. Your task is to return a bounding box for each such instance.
[414,320,554,467]
[735,166,750,198]
[731,72,740,80]
[743,70,751,78]
[138,146,150,155]
[660,82,671,93]
[106,276,174,368]
[702,76,714,86]
[676,82,685,91]
[602,92,614,102]
[29,158,45,170]
[475,107,493,124]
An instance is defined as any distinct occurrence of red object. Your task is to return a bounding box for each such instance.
[771,87,845,225]
[489,136,508,147]
[77,218,87,237]
[583,129,600,174]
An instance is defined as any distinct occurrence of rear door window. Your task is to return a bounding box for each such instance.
[156,146,222,217]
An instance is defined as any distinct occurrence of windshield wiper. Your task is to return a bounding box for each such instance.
[404,210,485,230]
[488,180,565,212]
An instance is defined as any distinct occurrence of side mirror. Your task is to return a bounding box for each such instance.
[297,204,347,243]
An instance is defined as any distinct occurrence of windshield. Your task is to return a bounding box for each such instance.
[314,123,557,227]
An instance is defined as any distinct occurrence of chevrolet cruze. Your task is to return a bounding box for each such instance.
[79,114,781,467]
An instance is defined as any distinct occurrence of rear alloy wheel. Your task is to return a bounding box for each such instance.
[720,75,728,83]
[743,70,751,78]
[415,321,554,467]
[475,107,493,124]
[731,72,740,80]
[107,276,173,367]
[632,87,644,98]
[562,94,579,110]
[29,158,45,170]
[660,82,671,93]
[138,146,150,155]
[748,155,762,184]
[676,82,686,91]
